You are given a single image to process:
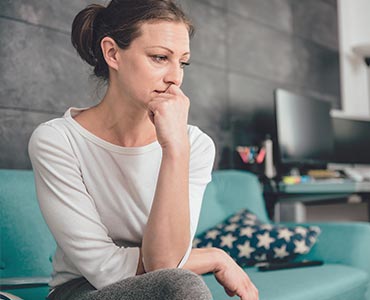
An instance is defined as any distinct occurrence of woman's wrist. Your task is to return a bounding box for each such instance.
[212,247,230,272]
[209,247,225,273]
[183,247,227,275]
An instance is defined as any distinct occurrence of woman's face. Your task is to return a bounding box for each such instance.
[115,21,191,107]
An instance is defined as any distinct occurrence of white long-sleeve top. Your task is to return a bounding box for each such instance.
[28,107,215,290]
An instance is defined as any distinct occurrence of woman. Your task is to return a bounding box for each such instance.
[28,0,258,299]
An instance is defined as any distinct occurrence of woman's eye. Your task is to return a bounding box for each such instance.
[152,55,168,63]
[151,55,190,69]
[180,61,191,69]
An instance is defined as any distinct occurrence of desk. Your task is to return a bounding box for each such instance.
[264,180,370,222]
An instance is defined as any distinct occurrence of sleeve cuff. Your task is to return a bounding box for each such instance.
[177,243,192,268]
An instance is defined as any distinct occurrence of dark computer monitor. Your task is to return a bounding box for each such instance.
[274,89,334,169]
[332,116,370,164]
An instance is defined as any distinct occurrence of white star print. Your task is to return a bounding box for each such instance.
[240,226,256,238]
[225,223,239,232]
[205,229,220,240]
[294,240,310,254]
[205,241,213,248]
[257,232,275,249]
[220,233,237,248]
[237,241,256,258]
[309,236,317,244]
[311,226,321,234]
[255,253,267,262]
[229,214,241,222]
[278,228,294,242]
[295,226,307,237]
[243,219,257,225]
[192,238,201,247]
[260,224,273,230]
[274,244,290,258]
[245,212,257,220]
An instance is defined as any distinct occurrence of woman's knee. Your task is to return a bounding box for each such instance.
[155,269,212,300]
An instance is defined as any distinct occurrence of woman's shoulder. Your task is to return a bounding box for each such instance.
[187,125,215,155]
[30,117,70,142]
[28,124,63,155]
[28,113,76,159]
[30,107,85,143]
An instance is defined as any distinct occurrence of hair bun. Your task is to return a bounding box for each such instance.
[71,4,105,67]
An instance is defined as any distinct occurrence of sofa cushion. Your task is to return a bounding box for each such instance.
[0,288,49,300]
[0,292,22,300]
[193,209,320,266]
[203,264,369,300]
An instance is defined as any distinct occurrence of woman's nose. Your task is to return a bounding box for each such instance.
[164,64,183,86]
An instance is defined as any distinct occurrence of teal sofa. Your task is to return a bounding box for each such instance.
[0,169,55,300]
[1,169,370,300]
[197,170,370,300]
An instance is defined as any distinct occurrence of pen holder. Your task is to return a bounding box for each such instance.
[234,145,266,176]
[236,145,266,165]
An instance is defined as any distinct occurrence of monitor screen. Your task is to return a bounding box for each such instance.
[274,89,334,166]
[332,116,370,164]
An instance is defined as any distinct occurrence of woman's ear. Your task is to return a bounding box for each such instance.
[100,37,120,71]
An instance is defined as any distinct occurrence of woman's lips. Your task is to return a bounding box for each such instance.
[154,85,171,94]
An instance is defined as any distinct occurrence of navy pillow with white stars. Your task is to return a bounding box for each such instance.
[193,209,321,267]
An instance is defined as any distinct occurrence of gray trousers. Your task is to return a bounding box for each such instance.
[48,269,212,300]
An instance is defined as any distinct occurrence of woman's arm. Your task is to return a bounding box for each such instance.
[137,247,259,299]
[29,125,142,290]
[183,248,259,300]
[142,84,191,271]
[143,145,190,270]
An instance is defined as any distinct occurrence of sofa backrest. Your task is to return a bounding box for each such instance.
[196,170,270,235]
[0,169,56,280]
[0,169,268,280]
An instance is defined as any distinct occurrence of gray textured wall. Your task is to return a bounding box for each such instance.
[0,0,339,170]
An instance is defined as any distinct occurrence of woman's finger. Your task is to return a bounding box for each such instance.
[224,287,235,297]
[165,83,184,96]
[147,98,168,113]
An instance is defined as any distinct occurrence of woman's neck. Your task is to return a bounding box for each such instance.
[74,88,157,147]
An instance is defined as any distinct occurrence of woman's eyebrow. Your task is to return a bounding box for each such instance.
[145,46,190,56]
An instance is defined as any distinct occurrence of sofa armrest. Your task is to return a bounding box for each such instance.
[0,277,50,290]
[293,222,370,275]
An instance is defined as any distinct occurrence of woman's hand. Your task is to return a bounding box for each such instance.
[182,248,258,299]
[147,84,190,151]
[214,249,259,300]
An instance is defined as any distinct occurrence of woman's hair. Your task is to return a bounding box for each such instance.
[71,0,194,81]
